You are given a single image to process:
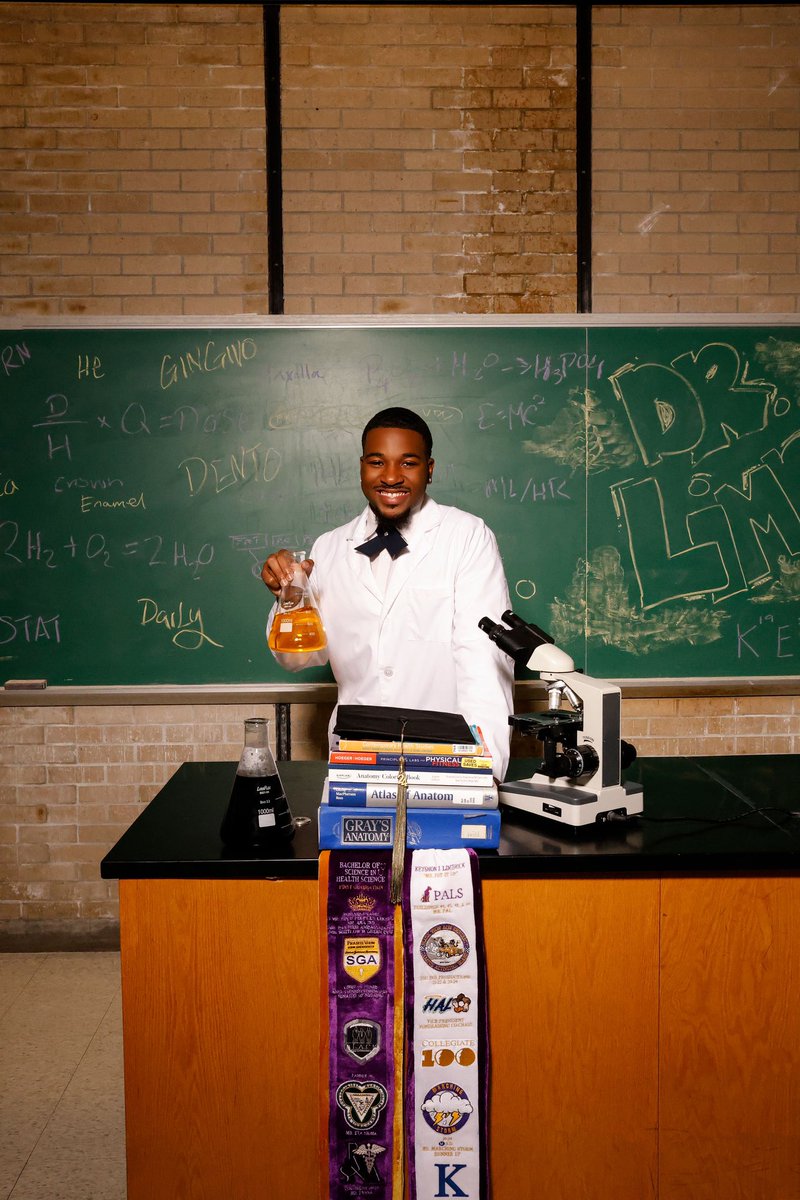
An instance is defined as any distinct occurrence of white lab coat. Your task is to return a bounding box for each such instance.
[268,498,515,780]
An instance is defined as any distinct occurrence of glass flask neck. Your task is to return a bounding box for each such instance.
[243,717,270,749]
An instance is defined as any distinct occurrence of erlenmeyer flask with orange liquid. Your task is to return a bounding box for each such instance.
[267,551,327,654]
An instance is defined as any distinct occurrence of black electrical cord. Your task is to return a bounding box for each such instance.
[636,807,800,827]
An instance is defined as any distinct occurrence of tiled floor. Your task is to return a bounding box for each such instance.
[0,952,126,1200]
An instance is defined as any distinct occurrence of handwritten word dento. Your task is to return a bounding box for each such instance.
[160,339,257,390]
[179,445,281,496]
[138,597,223,650]
[80,492,145,513]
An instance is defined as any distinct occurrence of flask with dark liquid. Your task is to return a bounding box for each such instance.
[219,717,295,848]
[267,553,327,654]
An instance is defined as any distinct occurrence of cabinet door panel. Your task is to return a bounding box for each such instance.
[120,878,320,1200]
[483,876,660,1200]
[660,876,800,1200]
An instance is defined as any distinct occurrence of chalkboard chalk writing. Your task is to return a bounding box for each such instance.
[179,445,282,496]
[77,355,104,380]
[159,338,258,389]
[1,341,30,375]
[735,611,799,661]
[485,476,571,503]
[80,492,145,513]
[1,322,798,685]
[138,598,223,651]
[0,614,61,645]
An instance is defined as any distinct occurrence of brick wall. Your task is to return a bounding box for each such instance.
[280,4,577,314]
[0,700,333,943]
[593,4,800,314]
[0,2,267,319]
[1,3,799,938]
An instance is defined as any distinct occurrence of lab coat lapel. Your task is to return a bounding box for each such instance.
[346,511,384,607]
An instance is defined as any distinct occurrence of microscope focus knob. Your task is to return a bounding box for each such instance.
[562,745,600,779]
[621,740,637,769]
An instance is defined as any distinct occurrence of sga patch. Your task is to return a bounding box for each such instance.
[343,936,381,982]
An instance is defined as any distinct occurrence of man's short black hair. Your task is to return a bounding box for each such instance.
[361,407,433,457]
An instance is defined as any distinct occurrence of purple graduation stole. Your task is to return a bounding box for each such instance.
[321,849,488,1200]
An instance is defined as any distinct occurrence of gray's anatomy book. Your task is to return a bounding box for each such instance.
[317,800,501,850]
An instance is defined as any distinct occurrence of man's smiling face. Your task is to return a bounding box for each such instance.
[360,426,434,525]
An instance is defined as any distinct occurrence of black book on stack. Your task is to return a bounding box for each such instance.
[333,704,476,745]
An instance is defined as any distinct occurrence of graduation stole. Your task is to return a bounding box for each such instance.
[320,849,488,1200]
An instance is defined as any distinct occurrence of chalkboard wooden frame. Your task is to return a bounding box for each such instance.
[3,314,796,700]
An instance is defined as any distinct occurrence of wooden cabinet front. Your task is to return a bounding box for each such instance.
[119,873,800,1200]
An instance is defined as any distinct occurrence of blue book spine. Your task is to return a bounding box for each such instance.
[318,801,501,850]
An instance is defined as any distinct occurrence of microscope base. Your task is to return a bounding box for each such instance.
[499,778,644,829]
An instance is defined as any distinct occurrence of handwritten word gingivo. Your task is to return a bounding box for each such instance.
[160,339,257,390]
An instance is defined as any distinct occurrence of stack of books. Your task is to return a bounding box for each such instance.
[317,725,501,850]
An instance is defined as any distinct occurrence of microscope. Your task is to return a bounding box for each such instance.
[479,611,644,829]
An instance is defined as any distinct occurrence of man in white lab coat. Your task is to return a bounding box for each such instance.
[262,408,514,781]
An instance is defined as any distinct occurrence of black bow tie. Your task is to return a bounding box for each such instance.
[355,523,408,560]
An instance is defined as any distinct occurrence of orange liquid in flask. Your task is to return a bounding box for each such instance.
[268,605,327,653]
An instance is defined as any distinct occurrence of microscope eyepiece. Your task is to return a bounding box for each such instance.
[479,611,554,666]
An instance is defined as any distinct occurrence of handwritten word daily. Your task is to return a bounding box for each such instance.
[138,597,223,650]
[159,338,257,390]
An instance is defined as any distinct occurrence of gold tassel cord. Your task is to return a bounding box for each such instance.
[390,719,408,905]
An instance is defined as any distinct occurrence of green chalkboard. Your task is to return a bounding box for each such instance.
[1,320,799,686]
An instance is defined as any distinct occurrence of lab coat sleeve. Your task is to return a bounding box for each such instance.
[450,520,515,781]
